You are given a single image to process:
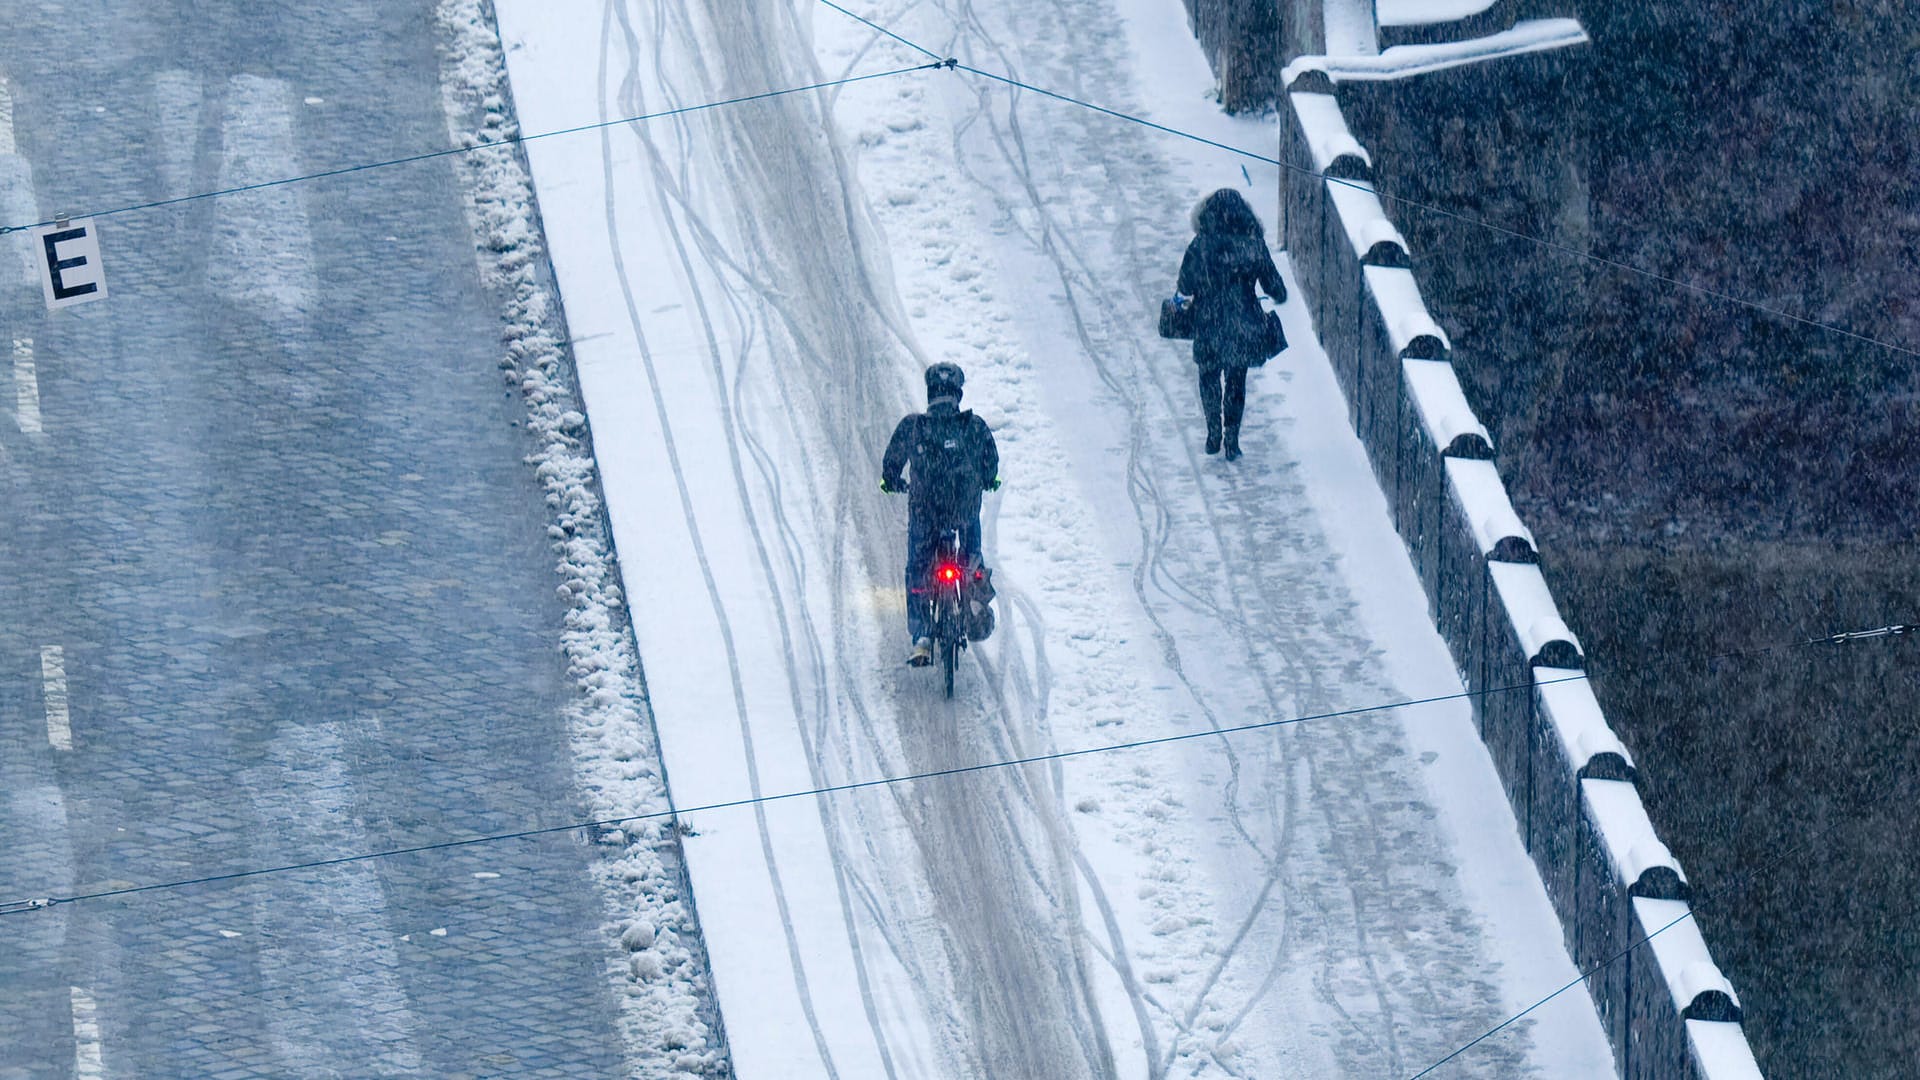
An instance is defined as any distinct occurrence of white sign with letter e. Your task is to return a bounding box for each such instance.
[33,218,107,310]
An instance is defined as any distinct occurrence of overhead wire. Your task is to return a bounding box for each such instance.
[1,673,1579,913]
[1402,790,1854,1079]
[3,2,1904,362]
[0,60,947,235]
[1403,630,1916,1076]
[815,0,944,62]
[0,4,1905,1067]
[817,1,1920,361]
[817,6,1920,1073]
[2,622,1907,918]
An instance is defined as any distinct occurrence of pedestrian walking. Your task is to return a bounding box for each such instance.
[1172,188,1287,460]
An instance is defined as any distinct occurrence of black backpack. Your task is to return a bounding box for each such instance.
[910,410,985,517]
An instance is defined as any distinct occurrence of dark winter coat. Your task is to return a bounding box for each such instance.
[1177,197,1285,371]
[882,402,999,526]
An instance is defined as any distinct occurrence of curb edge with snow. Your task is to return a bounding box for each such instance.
[434,1,729,1073]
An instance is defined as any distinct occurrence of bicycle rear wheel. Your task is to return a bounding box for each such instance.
[940,636,957,698]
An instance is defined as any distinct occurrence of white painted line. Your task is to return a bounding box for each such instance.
[211,76,316,321]
[152,72,201,202]
[41,645,70,750]
[0,74,15,155]
[70,986,103,1079]
[0,72,42,290]
[14,337,42,435]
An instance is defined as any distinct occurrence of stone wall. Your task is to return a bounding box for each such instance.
[1278,70,1763,1080]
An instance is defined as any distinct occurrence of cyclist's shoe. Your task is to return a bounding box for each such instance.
[907,638,934,667]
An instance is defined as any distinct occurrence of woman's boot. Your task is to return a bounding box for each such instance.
[1199,366,1223,453]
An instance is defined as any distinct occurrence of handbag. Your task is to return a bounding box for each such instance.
[1254,309,1287,365]
[1159,295,1195,340]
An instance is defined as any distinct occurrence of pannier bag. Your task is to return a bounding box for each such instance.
[966,559,997,641]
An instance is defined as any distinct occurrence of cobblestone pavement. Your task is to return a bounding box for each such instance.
[0,4,635,1075]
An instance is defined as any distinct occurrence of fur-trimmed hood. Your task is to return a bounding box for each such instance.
[1190,188,1264,237]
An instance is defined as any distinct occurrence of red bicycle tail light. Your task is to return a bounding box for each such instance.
[936,564,961,584]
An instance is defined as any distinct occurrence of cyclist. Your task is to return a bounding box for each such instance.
[881,362,1000,667]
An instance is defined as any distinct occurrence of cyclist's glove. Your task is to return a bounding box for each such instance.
[985,476,1002,492]
[881,476,906,494]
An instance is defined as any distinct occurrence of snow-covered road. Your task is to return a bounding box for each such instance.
[499,0,1616,1075]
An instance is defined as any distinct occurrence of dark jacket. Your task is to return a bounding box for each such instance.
[882,402,999,525]
[1177,210,1285,370]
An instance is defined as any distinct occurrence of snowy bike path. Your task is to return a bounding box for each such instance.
[499,0,1615,1076]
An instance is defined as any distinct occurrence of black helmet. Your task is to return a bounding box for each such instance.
[925,362,965,404]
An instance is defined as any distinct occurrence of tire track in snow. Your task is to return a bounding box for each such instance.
[925,4,1312,1065]
[592,4,843,1073]
[831,28,1226,1075]
[607,1,1030,1071]
[921,0,1536,1060]
[605,2,904,1072]
[919,0,1542,1071]
[832,10,1276,1071]
[940,0,1284,874]
[817,4,1313,1060]
[950,52,1397,1075]
[613,2,1117,1074]
[622,2,946,1067]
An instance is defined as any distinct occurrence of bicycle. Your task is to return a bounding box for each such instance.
[916,526,988,699]
[884,474,995,698]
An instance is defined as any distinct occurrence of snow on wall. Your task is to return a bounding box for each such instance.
[1280,76,1765,1079]
[1377,0,1502,27]
[1688,1019,1766,1079]
[1582,780,1686,899]
[1288,19,1591,83]
[1326,176,1410,266]
[1535,667,1635,779]
[1447,457,1534,559]
[1362,265,1450,354]
[1404,357,1491,457]
[1488,561,1581,666]
[1636,899,1739,1017]
[1288,91,1372,175]
[1323,0,1380,56]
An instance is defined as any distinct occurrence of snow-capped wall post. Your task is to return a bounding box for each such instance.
[1533,669,1635,923]
[1276,69,1765,1079]
[1357,263,1447,504]
[1400,358,1490,610]
[1284,74,1372,357]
